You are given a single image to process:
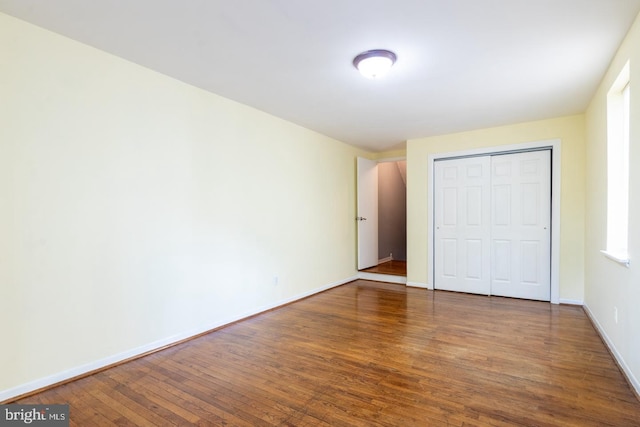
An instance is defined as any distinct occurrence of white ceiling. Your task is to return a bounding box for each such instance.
[2,1,639,152]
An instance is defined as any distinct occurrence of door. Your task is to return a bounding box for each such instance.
[434,150,551,301]
[357,157,378,270]
[434,156,491,294]
[491,150,551,300]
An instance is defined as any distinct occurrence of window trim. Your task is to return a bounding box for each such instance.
[603,61,630,267]
[600,250,630,268]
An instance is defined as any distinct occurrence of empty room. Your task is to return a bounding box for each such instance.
[1,1,640,425]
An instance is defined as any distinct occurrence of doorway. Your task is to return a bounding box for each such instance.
[427,139,561,303]
[434,149,551,301]
[357,157,407,279]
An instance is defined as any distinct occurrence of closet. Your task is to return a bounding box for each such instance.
[434,150,551,301]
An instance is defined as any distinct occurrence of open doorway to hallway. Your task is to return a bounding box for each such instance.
[377,160,406,275]
[358,159,407,277]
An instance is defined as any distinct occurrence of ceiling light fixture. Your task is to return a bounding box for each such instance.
[353,49,397,79]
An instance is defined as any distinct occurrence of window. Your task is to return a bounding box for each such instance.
[603,61,630,267]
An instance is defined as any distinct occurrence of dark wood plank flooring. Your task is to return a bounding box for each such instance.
[360,260,407,276]
[15,280,640,426]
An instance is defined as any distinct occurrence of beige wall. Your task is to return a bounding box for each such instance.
[0,13,367,399]
[584,12,640,392]
[406,115,586,302]
[373,149,407,160]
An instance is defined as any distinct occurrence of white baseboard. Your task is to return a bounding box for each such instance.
[377,256,393,264]
[0,275,357,403]
[357,271,407,284]
[407,281,431,289]
[559,298,584,305]
[583,303,640,397]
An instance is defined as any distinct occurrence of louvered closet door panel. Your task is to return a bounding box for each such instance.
[434,157,491,295]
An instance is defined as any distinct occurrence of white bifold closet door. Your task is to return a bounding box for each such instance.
[434,150,551,301]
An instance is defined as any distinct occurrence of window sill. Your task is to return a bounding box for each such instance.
[600,250,630,267]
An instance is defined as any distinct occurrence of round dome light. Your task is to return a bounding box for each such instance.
[353,49,397,79]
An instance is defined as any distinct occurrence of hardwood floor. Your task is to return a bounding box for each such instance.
[15,280,640,426]
[360,260,407,276]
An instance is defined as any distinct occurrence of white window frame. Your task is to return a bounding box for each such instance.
[601,61,631,267]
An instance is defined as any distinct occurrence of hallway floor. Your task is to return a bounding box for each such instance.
[360,260,406,276]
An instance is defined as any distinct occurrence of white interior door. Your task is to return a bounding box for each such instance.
[434,157,491,295]
[357,157,378,270]
[491,150,551,301]
[434,150,551,301]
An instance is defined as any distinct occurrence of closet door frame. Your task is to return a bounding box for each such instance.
[427,139,561,304]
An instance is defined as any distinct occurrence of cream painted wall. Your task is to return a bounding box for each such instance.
[373,149,407,160]
[406,115,586,302]
[0,13,367,398]
[584,12,640,392]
